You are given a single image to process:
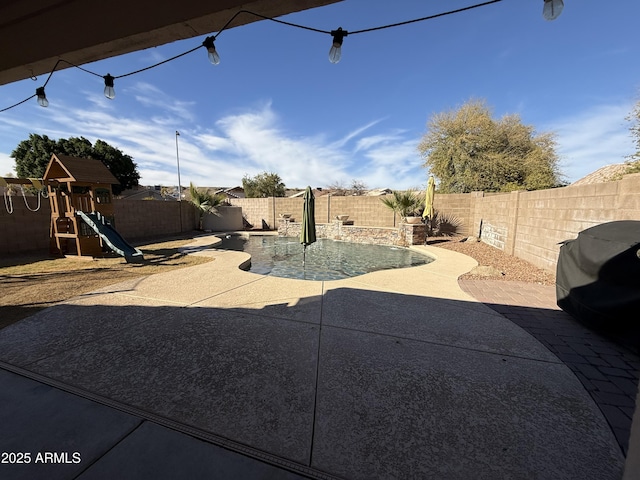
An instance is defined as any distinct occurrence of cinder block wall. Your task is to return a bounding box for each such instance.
[314,195,330,224]
[330,196,396,227]
[432,193,475,236]
[229,198,273,229]
[240,195,413,228]
[617,172,640,219]
[512,173,640,271]
[469,192,518,251]
[114,200,196,240]
[202,206,243,231]
[3,175,639,271]
[275,197,304,225]
[0,198,197,255]
[0,198,50,254]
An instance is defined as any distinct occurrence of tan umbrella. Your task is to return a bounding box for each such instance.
[423,175,435,220]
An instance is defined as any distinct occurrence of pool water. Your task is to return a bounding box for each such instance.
[215,235,434,281]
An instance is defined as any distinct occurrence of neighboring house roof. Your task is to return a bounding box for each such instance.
[214,186,245,199]
[366,188,393,196]
[122,189,172,201]
[289,188,326,198]
[570,164,629,186]
[43,154,119,185]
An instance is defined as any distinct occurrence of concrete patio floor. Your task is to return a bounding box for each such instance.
[0,234,626,479]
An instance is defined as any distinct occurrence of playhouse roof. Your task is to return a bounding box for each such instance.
[43,154,119,185]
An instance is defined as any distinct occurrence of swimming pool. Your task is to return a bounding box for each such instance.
[215,235,434,281]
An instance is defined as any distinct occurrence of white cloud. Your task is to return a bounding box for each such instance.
[194,105,354,187]
[0,88,426,190]
[195,133,236,152]
[0,151,15,176]
[331,119,383,149]
[355,131,407,153]
[358,140,424,189]
[545,102,634,182]
[126,82,196,121]
[139,49,167,65]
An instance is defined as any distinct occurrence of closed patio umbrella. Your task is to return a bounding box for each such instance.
[423,175,435,234]
[300,186,316,265]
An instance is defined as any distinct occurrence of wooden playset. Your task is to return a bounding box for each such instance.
[1,154,142,262]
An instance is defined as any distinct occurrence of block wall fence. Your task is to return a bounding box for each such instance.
[2,173,639,272]
[0,199,197,255]
[231,173,640,273]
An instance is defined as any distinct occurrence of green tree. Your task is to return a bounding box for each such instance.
[628,99,640,162]
[242,171,286,198]
[11,133,59,180]
[418,99,564,193]
[624,99,640,174]
[11,134,140,194]
[57,136,93,158]
[92,140,140,194]
[624,161,640,175]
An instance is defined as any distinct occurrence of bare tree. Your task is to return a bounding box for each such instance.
[626,99,640,169]
[327,180,348,196]
[350,179,368,195]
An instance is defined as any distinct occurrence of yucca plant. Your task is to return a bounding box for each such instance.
[431,210,463,236]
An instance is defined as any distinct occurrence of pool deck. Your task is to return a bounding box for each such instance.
[0,233,635,479]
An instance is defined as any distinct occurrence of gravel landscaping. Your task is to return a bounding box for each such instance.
[428,236,556,286]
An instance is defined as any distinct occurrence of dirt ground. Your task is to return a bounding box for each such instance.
[0,233,212,330]
[0,233,554,331]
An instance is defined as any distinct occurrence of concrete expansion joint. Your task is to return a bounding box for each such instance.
[72,419,146,478]
[0,363,343,480]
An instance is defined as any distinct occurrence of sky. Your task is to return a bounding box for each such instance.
[1,0,639,190]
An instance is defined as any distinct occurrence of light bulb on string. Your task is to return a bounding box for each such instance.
[35,87,48,107]
[329,28,347,64]
[103,74,115,99]
[202,36,220,65]
[543,0,564,20]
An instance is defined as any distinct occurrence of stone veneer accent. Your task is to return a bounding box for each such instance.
[278,219,426,247]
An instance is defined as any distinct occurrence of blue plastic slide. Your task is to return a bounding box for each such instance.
[78,211,144,263]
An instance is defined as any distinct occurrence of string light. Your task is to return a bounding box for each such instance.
[2,0,514,112]
[543,0,564,21]
[329,28,347,64]
[202,36,221,65]
[103,74,115,99]
[35,87,48,107]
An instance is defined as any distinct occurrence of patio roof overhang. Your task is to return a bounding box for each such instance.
[0,0,342,87]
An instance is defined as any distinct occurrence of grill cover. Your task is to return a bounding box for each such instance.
[556,221,640,346]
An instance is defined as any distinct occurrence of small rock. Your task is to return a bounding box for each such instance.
[469,265,505,277]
